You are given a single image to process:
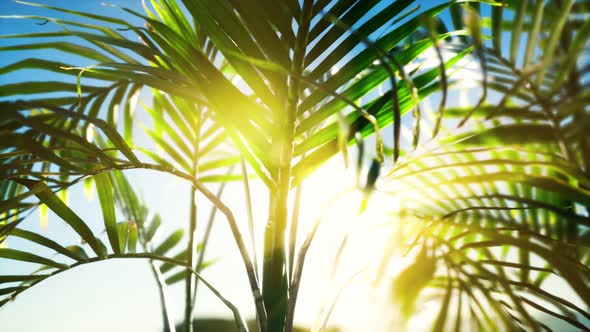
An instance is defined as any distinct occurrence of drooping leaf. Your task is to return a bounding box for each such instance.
[0,248,67,269]
[13,179,105,257]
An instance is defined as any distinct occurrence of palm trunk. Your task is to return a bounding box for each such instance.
[263,183,290,331]
[262,69,295,331]
[262,2,314,331]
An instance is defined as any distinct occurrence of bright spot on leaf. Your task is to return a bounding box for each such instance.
[231,74,242,85]
[330,65,339,75]
[86,123,95,143]
[129,91,140,116]
[58,189,69,207]
[39,203,48,231]
[84,177,94,201]
[111,104,120,127]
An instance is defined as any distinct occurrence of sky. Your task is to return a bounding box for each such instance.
[0,1,583,332]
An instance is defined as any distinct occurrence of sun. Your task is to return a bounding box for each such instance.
[290,156,411,331]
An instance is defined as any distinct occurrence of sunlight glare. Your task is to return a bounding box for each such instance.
[291,156,413,331]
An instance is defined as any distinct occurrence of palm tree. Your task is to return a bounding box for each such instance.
[0,0,588,331]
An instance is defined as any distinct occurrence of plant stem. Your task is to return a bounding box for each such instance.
[184,108,201,332]
[285,209,320,332]
[184,186,197,332]
[241,157,259,278]
[287,182,303,283]
[184,107,202,332]
[149,261,177,332]
[263,161,290,332]
[262,2,313,331]
[192,166,233,310]
[142,235,176,332]
[140,228,176,332]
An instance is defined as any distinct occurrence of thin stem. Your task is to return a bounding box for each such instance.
[149,261,177,332]
[138,224,177,332]
[142,236,176,332]
[241,157,259,279]
[184,108,202,332]
[285,203,320,332]
[184,186,197,332]
[192,166,233,310]
[287,182,303,284]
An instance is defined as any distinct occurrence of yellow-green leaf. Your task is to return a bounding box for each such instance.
[95,172,120,254]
